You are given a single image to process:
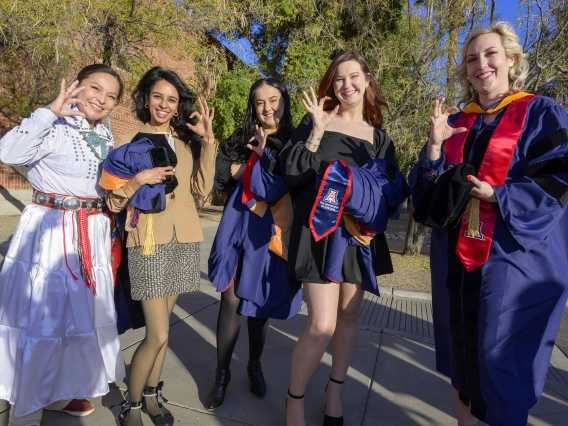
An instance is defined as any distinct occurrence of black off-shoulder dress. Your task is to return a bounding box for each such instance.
[280,114,398,284]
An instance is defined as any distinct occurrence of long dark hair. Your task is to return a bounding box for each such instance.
[318,51,388,128]
[76,64,124,101]
[132,67,201,157]
[227,77,293,163]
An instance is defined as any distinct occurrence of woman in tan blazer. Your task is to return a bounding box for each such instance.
[106,67,216,426]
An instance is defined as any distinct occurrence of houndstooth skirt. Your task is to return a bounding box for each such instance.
[128,230,201,300]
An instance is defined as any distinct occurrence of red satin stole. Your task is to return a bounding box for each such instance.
[444,94,536,271]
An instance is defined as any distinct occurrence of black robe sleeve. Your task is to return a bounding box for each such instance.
[213,130,244,194]
[279,113,322,187]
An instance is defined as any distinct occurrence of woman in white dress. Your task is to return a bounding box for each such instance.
[0,64,126,426]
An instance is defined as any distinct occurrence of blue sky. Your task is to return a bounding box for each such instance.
[218,0,526,67]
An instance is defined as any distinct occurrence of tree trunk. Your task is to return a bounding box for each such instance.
[402,197,428,256]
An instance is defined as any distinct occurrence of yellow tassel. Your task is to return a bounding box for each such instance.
[142,214,156,256]
[463,197,481,237]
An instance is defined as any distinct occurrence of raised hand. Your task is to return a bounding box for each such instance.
[187,96,216,144]
[246,125,267,157]
[48,79,87,118]
[302,87,339,132]
[134,166,175,186]
[428,96,467,146]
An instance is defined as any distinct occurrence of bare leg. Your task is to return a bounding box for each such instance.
[453,389,480,425]
[326,282,364,417]
[286,282,340,426]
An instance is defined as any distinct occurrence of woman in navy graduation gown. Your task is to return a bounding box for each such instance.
[412,22,568,426]
[206,78,302,410]
[281,51,408,426]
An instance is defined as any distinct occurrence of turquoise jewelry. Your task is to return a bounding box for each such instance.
[79,130,110,163]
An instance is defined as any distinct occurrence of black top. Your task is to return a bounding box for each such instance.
[214,128,290,195]
[280,113,397,284]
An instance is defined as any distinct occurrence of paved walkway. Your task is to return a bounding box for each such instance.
[1,227,568,425]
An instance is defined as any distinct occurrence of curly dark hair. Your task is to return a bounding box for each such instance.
[227,77,293,163]
[131,67,201,157]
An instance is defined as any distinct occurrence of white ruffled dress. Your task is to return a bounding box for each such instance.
[0,108,125,417]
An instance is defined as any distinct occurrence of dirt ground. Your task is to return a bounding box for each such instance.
[382,219,432,292]
[0,216,20,239]
[0,210,432,292]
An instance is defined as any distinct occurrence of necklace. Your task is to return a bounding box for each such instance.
[69,107,111,164]
[79,129,110,163]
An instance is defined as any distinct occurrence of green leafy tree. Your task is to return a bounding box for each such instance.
[211,63,261,143]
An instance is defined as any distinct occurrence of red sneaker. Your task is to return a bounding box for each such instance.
[45,399,95,417]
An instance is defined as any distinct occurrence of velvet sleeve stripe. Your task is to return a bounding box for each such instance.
[532,177,568,207]
[526,128,568,161]
[525,157,568,177]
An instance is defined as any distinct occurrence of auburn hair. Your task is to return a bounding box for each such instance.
[318,51,388,128]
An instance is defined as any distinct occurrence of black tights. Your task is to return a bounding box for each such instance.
[216,282,269,370]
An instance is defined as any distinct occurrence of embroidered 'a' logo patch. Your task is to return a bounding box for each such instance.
[464,222,484,240]
[322,188,339,205]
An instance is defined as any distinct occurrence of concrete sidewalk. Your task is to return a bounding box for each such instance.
[1,227,568,425]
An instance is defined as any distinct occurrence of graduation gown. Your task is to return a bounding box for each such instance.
[411,95,568,426]
[208,132,302,320]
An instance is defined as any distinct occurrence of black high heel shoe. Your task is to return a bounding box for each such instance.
[205,368,231,411]
[324,376,344,426]
[142,381,174,426]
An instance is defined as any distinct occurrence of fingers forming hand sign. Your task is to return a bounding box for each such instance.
[49,79,87,118]
[429,96,467,146]
[302,87,339,132]
[246,125,267,157]
[187,96,216,143]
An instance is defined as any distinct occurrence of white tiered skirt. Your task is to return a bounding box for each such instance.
[0,204,125,417]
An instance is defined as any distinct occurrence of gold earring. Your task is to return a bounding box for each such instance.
[174,111,179,116]
[145,104,148,108]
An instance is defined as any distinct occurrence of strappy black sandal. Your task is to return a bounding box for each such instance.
[285,389,304,407]
[142,381,174,426]
[113,399,144,426]
[324,377,344,426]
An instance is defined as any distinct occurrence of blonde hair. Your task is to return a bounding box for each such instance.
[453,21,529,104]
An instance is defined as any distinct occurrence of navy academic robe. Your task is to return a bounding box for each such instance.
[208,148,302,320]
[411,96,568,426]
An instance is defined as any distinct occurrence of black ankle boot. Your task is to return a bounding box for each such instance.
[205,368,231,411]
[247,360,267,399]
[114,400,144,426]
[142,381,174,426]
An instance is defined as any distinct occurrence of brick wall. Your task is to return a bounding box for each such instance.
[109,103,141,136]
[0,163,30,190]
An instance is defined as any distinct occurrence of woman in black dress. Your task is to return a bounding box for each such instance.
[281,51,407,426]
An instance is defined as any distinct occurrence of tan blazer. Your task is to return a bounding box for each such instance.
[106,123,216,248]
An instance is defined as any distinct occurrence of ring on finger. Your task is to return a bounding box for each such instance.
[434,115,439,119]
